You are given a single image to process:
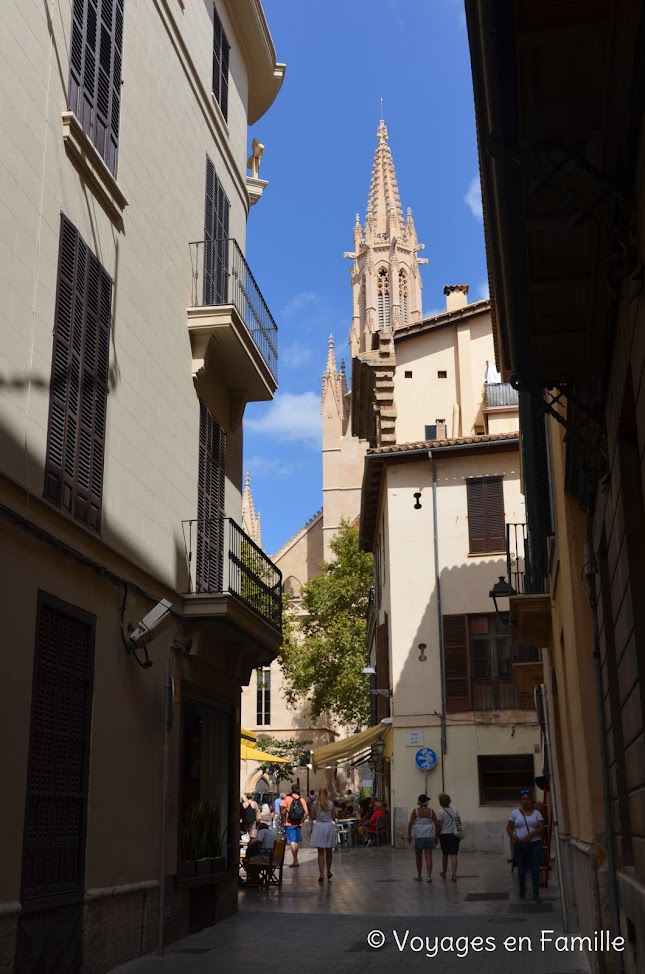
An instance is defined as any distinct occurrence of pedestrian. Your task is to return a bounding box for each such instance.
[307,789,316,814]
[245,822,276,864]
[507,789,545,902]
[436,792,462,881]
[280,785,309,867]
[260,801,272,827]
[273,791,286,831]
[242,792,259,838]
[407,794,441,883]
[310,787,337,882]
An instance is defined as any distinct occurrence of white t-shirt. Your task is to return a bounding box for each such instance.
[509,808,543,843]
[437,806,460,835]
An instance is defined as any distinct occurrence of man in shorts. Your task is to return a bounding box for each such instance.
[280,785,309,866]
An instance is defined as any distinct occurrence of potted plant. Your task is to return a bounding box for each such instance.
[178,801,222,877]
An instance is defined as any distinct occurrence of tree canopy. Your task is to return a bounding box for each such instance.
[253,735,313,786]
[278,520,373,726]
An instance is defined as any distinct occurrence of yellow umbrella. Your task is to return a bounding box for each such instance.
[240,742,289,764]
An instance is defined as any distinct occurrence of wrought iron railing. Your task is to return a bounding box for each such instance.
[506,522,549,596]
[182,516,282,631]
[189,238,278,382]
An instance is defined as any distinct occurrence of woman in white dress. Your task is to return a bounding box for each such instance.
[310,787,337,882]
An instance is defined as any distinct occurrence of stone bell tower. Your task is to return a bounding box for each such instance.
[347,119,427,445]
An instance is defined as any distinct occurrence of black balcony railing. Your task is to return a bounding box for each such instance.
[189,238,278,382]
[506,522,549,596]
[182,516,282,631]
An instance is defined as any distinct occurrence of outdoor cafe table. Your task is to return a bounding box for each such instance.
[335,818,358,847]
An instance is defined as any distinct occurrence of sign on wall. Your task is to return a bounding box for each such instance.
[405,731,424,747]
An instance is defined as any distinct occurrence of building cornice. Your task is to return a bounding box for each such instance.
[223,0,286,125]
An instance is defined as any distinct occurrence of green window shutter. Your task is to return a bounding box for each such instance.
[443,614,471,712]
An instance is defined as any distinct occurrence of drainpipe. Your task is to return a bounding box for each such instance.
[157,672,174,956]
[585,539,624,974]
[536,682,568,933]
[428,451,447,788]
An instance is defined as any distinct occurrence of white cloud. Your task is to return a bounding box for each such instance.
[477,280,490,300]
[245,456,295,478]
[464,174,483,222]
[282,341,314,369]
[281,291,319,318]
[245,391,321,447]
[424,307,444,319]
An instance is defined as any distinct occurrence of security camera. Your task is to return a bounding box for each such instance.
[127,599,172,649]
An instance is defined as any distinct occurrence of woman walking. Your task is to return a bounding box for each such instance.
[310,788,337,882]
[436,792,462,881]
[507,789,545,902]
[407,794,440,883]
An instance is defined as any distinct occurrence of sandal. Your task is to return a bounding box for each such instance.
[318,877,324,883]
[327,872,333,879]
[413,876,422,882]
[427,878,432,883]
[439,872,446,879]
[451,876,457,882]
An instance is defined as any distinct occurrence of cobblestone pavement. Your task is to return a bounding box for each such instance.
[108,846,594,974]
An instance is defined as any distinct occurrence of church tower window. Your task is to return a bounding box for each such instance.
[399,269,409,323]
[377,268,390,327]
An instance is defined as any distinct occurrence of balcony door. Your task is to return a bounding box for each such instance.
[203,155,230,306]
[196,402,226,593]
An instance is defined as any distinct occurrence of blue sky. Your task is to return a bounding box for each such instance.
[244,0,487,557]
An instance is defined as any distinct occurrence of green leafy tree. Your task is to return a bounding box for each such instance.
[278,520,373,726]
[254,735,314,786]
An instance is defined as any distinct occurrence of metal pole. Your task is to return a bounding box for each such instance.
[429,452,447,787]
[157,673,173,956]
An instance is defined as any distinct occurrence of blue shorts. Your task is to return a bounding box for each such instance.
[414,837,436,851]
[285,825,302,843]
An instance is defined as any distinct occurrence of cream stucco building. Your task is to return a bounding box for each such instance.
[340,121,539,849]
[0,1,284,970]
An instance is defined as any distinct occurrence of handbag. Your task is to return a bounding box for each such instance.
[448,809,464,840]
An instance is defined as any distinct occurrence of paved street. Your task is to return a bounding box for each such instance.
[108,846,593,974]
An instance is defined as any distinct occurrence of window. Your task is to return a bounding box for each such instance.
[399,269,408,323]
[438,370,447,379]
[212,4,230,120]
[68,0,125,176]
[425,424,437,440]
[44,215,112,531]
[404,370,413,379]
[443,613,536,712]
[203,155,230,305]
[181,695,231,864]
[466,476,505,553]
[377,268,390,327]
[196,403,226,592]
[22,594,95,903]
[478,754,535,804]
[256,667,271,725]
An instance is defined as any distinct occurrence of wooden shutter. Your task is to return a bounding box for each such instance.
[467,477,505,552]
[466,478,487,553]
[443,614,471,712]
[212,5,230,120]
[375,617,390,721]
[203,155,231,306]
[45,215,112,531]
[485,477,506,550]
[67,0,124,176]
[22,596,95,903]
[196,403,226,592]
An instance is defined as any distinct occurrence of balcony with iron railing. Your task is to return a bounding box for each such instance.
[506,522,550,689]
[187,238,278,403]
[181,516,282,648]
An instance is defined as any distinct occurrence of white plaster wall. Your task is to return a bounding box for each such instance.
[0,0,263,587]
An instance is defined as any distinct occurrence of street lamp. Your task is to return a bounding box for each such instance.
[361,665,393,697]
[489,575,515,624]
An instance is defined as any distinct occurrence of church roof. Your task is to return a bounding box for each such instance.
[366,119,404,237]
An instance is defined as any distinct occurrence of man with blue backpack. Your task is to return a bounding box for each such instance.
[280,785,309,867]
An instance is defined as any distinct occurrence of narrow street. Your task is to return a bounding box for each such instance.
[108,847,590,974]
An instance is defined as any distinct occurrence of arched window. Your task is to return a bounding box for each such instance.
[399,269,408,323]
[377,268,390,327]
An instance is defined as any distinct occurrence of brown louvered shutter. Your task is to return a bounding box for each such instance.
[375,618,390,722]
[484,477,506,550]
[443,614,471,712]
[203,156,230,306]
[466,479,487,553]
[67,0,124,176]
[212,5,230,120]
[196,403,226,592]
[45,215,112,531]
[22,596,95,903]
